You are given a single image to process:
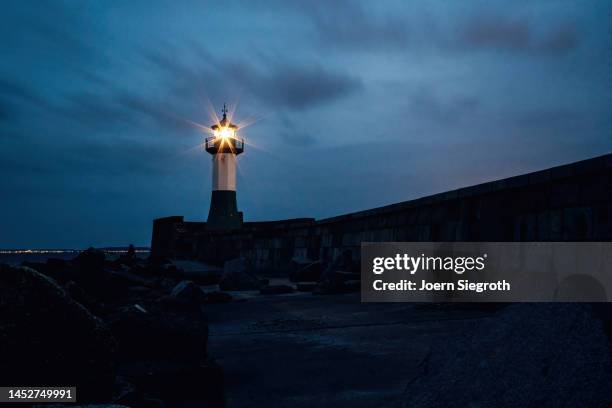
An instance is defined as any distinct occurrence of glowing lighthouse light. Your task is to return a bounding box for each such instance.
[205,104,244,230]
[214,126,235,139]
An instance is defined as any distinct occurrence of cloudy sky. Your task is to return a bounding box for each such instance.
[1,0,611,248]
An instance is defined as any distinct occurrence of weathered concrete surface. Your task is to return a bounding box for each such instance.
[205,289,612,407]
[402,303,612,408]
[205,290,499,407]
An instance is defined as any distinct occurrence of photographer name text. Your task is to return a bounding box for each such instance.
[371,253,511,293]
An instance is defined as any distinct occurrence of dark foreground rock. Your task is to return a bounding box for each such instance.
[0,265,117,402]
[4,250,226,407]
[121,358,224,407]
[22,257,74,284]
[107,302,209,361]
[219,258,264,290]
[106,297,224,407]
[260,284,295,295]
[170,280,207,304]
[204,291,233,304]
[402,304,612,407]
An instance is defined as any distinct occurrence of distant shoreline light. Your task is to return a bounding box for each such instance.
[0,249,150,254]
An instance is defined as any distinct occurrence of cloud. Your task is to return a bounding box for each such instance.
[116,93,192,132]
[300,0,411,51]
[146,49,363,111]
[408,89,480,124]
[0,99,12,122]
[247,63,362,110]
[516,108,580,126]
[0,0,609,248]
[279,131,316,146]
[1,1,96,55]
[461,16,579,54]
[276,116,317,146]
[0,77,52,116]
[58,92,135,129]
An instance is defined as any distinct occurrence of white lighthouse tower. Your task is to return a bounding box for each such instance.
[205,104,244,230]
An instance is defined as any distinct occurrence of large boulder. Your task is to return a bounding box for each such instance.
[170,280,206,304]
[0,265,117,402]
[73,247,106,270]
[107,302,208,361]
[22,257,74,284]
[106,301,223,406]
[170,260,222,285]
[326,249,356,274]
[318,250,359,293]
[402,304,612,407]
[219,258,262,291]
[203,291,233,304]
[67,248,126,300]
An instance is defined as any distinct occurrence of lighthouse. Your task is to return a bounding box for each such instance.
[205,104,244,230]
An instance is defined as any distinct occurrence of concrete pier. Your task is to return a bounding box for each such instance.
[152,153,612,271]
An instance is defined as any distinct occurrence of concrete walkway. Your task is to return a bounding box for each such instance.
[205,290,498,407]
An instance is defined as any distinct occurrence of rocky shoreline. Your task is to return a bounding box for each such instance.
[0,248,229,407]
[0,247,359,407]
[2,248,612,407]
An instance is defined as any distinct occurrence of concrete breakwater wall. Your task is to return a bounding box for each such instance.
[151,154,612,274]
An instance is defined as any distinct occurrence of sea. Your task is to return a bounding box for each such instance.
[0,248,150,266]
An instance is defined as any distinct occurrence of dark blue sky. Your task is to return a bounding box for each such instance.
[1,0,611,248]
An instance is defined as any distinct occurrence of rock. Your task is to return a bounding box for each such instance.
[296,282,318,292]
[343,279,360,292]
[113,377,166,408]
[73,247,106,270]
[109,267,153,287]
[402,304,612,407]
[67,249,131,301]
[116,244,137,267]
[204,291,233,304]
[170,260,222,285]
[317,250,358,292]
[289,260,323,282]
[73,248,152,291]
[260,284,294,295]
[22,257,74,284]
[107,302,208,361]
[62,255,156,303]
[64,280,94,307]
[328,249,356,273]
[0,265,117,403]
[128,285,151,294]
[170,280,206,304]
[130,263,174,279]
[122,358,224,407]
[219,258,262,291]
[316,270,361,295]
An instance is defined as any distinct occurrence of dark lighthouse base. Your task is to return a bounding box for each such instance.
[207,190,243,231]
